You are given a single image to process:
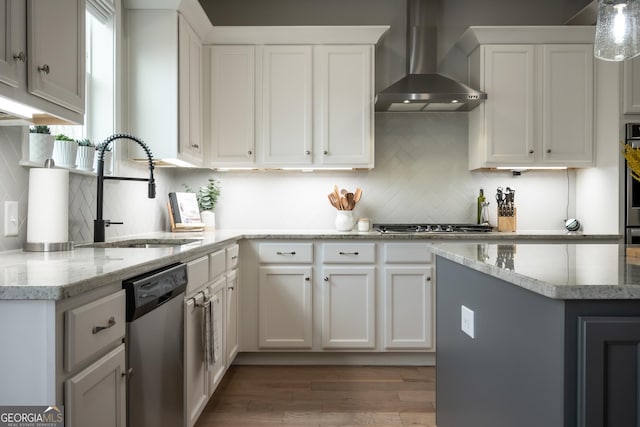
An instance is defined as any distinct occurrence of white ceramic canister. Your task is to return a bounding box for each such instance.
[335,210,355,231]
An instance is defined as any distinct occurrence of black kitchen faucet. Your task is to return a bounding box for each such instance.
[94,133,156,242]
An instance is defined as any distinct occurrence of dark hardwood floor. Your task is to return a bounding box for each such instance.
[194,365,436,427]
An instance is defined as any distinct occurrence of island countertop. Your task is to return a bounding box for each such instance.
[431,242,640,299]
[0,229,621,300]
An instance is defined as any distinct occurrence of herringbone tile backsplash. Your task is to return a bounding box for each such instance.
[0,114,574,252]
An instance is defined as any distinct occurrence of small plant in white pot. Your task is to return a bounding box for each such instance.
[184,178,221,231]
[75,138,95,171]
[52,133,78,168]
[27,125,54,165]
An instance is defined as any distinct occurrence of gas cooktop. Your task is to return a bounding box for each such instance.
[373,223,493,233]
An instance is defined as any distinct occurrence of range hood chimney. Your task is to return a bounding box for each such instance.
[375,0,486,112]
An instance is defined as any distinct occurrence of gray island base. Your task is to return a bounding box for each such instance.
[433,242,640,427]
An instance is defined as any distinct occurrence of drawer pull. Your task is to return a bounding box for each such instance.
[92,316,116,334]
[121,368,134,379]
[276,251,296,255]
[231,255,238,260]
[228,286,235,291]
[38,64,50,74]
[13,52,25,63]
[305,277,310,281]
[339,251,359,256]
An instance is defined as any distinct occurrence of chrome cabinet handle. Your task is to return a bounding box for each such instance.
[339,251,359,255]
[38,64,50,74]
[92,316,116,334]
[276,251,296,255]
[13,52,25,63]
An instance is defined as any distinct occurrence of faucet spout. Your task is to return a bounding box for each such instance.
[94,133,156,242]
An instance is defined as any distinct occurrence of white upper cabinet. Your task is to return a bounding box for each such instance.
[315,45,373,167]
[125,0,211,165]
[623,56,640,114]
[28,0,85,115]
[205,26,387,170]
[207,45,256,167]
[0,0,84,124]
[458,26,595,170]
[260,45,313,166]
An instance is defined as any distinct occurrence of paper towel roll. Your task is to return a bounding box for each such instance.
[27,168,69,243]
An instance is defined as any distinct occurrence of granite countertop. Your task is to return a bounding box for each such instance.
[431,242,640,300]
[0,229,621,301]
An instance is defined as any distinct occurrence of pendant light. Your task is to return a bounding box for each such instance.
[594,0,640,61]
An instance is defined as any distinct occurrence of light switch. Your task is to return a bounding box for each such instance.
[461,305,475,339]
[4,201,18,237]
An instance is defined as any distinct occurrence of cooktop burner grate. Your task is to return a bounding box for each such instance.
[373,223,493,233]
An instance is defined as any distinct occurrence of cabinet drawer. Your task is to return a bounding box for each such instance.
[384,243,433,264]
[186,256,209,295]
[65,290,126,372]
[259,243,313,263]
[323,243,375,263]
[226,244,239,270]
[210,249,226,280]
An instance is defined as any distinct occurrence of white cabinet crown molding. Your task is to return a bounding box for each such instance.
[457,26,596,56]
[206,25,389,45]
[124,0,213,39]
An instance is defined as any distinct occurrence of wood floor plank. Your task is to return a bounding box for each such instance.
[195,365,436,427]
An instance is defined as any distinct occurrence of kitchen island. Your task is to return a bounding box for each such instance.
[432,242,640,427]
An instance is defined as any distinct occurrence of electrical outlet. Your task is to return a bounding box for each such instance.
[4,201,18,237]
[461,305,475,338]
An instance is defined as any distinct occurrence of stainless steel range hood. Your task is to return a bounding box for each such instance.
[375,0,486,112]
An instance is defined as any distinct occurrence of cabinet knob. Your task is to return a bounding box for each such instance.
[546,149,551,154]
[121,368,134,380]
[191,143,199,149]
[305,150,311,155]
[305,277,310,281]
[38,64,50,74]
[13,52,25,63]
[248,150,253,155]
[228,286,235,290]
[323,150,328,155]
[426,277,431,281]
[529,150,534,154]
[323,277,329,282]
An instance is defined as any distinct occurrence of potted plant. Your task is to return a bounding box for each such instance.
[52,133,78,168]
[183,178,221,231]
[27,125,54,165]
[75,138,95,171]
[93,143,113,174]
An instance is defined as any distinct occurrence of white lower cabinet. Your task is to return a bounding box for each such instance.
[383,267,433,350]
[382,243,434,351]
[321,266,376,349]
[65,344,126,427]
[226,269,239,362]
[258,265,313,348]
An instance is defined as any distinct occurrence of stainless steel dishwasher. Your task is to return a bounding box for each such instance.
[123,263,188,427]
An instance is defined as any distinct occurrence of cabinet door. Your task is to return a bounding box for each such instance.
[27,0,85,114]
[541,44,593,166]
[315,45,373,167]
[208,45,256,166]
[258,266,313,348]
[0,0,24,88]
[184,293,209,427]
[321,266,375,349]
[178,15,203,166]
[482,45,535,165]
[383,267,433,350]
[624,56,640,114]
[226,270,239,363]
[65,344,126,427]
[260,45,313,166]
[208,279,226,394]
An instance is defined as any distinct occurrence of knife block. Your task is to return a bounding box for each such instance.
[497,208,516,232]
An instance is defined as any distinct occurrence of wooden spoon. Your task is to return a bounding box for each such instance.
[341,196,349,210]
[346,192,355,210]
[354,187,362,203]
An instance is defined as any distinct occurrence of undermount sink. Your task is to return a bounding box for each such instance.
[76,238,202,249]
